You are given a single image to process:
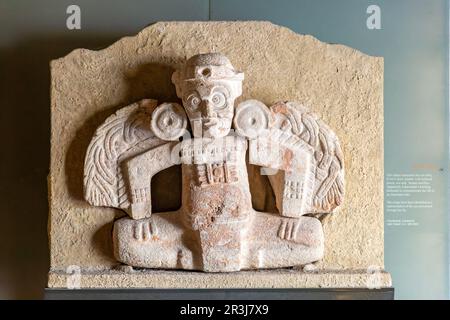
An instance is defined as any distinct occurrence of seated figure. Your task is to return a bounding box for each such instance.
[83,53,345,272]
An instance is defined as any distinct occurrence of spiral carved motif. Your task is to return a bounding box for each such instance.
[150,103,188,141]
[233,99,270,139]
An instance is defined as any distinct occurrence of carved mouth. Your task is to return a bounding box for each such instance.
[203,118,219,127]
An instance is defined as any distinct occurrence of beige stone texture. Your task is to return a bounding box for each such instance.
[49,21,384,286]
[48,269,391,289]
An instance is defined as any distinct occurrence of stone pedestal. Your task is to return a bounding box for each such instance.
[48,269,391,289]
[45,288,394,300]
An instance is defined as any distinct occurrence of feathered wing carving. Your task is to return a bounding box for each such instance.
[235,100,345,216]
[83,99,168,210]
[269,101,345,214]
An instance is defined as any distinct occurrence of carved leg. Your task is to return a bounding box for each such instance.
[242,211,324,269]
[196,220,250,272]
[113,212,199,270]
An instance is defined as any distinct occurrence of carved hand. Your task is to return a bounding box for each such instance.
[129,202,152,220]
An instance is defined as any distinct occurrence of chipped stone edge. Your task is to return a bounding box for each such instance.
[49,21,384,67]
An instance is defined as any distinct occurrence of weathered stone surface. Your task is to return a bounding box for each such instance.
[47,269,392,289]
[85,52,338,272]
[49,21,384,286]
[113,212,324,270]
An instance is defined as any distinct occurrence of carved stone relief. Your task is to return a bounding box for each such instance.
[83,52,344,272]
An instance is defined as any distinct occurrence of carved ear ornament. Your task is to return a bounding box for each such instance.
[150,102,188,141]
[233,99,270,139]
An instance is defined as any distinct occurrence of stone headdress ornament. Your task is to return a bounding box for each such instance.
[172,53,244,97]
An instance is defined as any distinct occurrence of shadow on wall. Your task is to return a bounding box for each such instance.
[0,34,122,299]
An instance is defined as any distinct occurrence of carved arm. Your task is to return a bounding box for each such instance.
[233,99,315,218]
[125,142,179,219]
[248,136,315,218]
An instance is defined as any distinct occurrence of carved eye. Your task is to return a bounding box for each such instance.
[186,93,201,110]
[211,92,226,109]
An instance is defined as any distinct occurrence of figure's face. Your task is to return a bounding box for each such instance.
[181,81,240,138]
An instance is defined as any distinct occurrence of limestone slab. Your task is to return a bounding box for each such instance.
[49,21,384,285]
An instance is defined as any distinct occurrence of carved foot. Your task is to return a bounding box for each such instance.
[276,217,323,248]
[132,219,159,241]
[244,212,324,269]
[113,213,196,270]
[277,218,301,241]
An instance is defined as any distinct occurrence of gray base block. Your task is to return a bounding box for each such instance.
[45,288,394,300]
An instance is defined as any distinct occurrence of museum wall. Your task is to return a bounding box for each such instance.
[0,0,447,299]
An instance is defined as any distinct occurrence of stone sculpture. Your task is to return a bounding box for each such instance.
[84,53,345,272]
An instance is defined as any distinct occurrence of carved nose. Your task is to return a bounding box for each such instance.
[201,101,216,118]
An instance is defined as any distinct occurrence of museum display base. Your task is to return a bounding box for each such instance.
[45,288,394,300]
[47,268,392,300]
